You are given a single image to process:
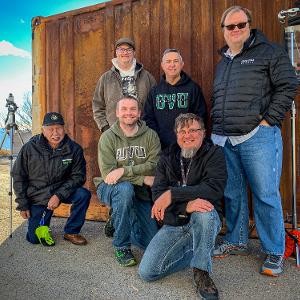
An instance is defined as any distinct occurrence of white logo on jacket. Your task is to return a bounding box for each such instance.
[241,59,255,64]
[116,146,146,161]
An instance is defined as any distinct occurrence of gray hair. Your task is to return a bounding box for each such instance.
[174,113,205,132]
[220,6,252,27]
[162,48,183,62]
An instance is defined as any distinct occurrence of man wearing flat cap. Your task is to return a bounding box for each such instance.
[12,112,91,246]
[92,37,156,133]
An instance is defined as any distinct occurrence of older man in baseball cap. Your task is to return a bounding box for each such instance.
[12,112,91,246]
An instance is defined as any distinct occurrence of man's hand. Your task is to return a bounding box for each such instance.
[47,195,60,210]
[259,119,270,127]
[144,176,155,187]
[20,210,30,219]
[186,198,214,213]
[104,168,124,185]
[151,190,171,221]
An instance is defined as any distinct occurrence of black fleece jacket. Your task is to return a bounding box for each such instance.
[143,71,207,149]
[151,139,227,226]
[212,29,298,136]
[12,134,87,211]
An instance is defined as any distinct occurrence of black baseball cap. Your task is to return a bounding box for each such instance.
[42,112,65,126]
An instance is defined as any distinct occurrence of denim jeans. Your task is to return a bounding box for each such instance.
[97,181,158,250]
[139,210,221,281]
[223,125,285,255]
[26,187,91,244]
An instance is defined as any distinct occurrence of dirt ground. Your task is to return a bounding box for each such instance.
[0,161,24,243]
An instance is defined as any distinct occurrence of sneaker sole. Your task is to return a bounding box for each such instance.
[119,260,137,267]
[260,269,281,277]
[213,251,249,259]
[39,238,55,246]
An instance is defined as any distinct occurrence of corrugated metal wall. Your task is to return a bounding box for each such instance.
[32,0,299,221]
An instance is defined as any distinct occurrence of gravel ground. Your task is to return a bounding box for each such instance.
[0,219,299,300]
[0,160,24,243]
[1,159,299,300]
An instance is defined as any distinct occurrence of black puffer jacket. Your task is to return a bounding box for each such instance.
[13,134,87,211]
[212,29,298,136]
[151,139,227,226]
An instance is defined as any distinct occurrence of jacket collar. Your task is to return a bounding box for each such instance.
[219,29,265,58]
[38,134,71,155]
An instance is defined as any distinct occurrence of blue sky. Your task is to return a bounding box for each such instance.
[0,0,105,115]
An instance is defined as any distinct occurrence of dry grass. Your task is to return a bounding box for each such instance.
[0,149,9,156]
[0,163,24,244]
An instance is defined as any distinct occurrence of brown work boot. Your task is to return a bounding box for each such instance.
[63,233,87,245]
[193,268,219,300]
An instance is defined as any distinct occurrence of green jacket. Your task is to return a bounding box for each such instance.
[94,120,161,192]
[92,63,156,131]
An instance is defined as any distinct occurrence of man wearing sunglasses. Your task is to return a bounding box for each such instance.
[211,6,298,277]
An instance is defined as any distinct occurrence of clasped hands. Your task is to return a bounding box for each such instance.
[152,190,214,222]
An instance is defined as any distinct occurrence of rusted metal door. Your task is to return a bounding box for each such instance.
[32,0,299,221]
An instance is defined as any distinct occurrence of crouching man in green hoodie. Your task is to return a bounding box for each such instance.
[94,95,161,266]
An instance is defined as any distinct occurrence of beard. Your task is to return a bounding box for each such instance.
[181,147,199,159]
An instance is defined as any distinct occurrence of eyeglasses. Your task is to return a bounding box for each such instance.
[222,22,248,31]
[116,47,134,54]
[177,128,202,136]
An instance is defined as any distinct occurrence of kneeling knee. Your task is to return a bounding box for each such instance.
[78,187,91,201]
[116,182,134,196]
[138,264,159,282]
[26,232,40,244]
[191,210,218,228]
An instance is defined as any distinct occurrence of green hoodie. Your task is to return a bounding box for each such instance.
[94,120,161,190]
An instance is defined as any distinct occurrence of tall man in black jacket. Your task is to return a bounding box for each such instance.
[12,112,91,246]
[143,48,207,149]
[211,6,298,276]
[139,113,227,300]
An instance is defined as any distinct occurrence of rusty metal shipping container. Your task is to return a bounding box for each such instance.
[32,0,300,222]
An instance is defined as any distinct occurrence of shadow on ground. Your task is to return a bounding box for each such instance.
[0,219,299,300]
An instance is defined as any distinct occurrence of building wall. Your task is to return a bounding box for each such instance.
[32,0,299,221]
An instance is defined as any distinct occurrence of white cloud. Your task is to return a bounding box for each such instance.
[0,71,32,115]
[0,40,31,59]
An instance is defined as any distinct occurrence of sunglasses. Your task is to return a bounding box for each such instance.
[222,22,248,31]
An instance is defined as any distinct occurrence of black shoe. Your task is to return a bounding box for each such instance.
[193,268,219,300]
[104,208,115,237]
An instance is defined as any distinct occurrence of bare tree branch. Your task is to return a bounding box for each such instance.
[16,91,32,130]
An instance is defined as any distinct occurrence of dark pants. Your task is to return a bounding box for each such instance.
[26,187,91,244]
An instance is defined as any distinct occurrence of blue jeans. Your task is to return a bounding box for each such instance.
[26,187,91,244]
[139,210,221,281]
[223,125,285,255]
[97,181,158,250]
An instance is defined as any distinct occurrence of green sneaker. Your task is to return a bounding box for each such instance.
[35,225,55,246]
[115,248,137,267]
